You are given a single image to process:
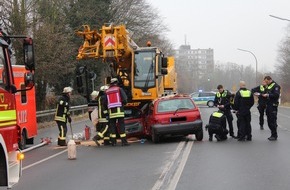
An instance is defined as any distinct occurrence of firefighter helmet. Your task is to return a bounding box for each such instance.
[100,85,109,91]
[110,78,118,84]
[63,87,73,93]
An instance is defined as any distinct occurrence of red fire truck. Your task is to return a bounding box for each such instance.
[0,28,35,188]
[13,65,37,149]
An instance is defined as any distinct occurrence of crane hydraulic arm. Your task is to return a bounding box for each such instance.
[76,24,138,70]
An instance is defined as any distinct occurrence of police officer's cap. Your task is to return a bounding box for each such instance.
[63,87,73,93]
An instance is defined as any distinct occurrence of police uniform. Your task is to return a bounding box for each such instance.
[251,84,268,129]
[214,89,235,137]
[265,80,280,140]
[233,87,254,141]
[54,87,72,146]
[104,78,129,146]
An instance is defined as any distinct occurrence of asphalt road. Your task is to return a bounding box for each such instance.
[10,105,290,190]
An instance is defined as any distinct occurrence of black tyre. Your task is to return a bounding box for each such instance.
[195,129,203,141]
[207,100,214,107]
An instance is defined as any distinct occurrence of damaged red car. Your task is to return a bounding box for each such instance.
[144,94,203,143]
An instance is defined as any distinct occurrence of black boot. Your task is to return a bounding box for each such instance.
[121,138,130,146]
[103,140,111,146]
[92,135,101,146]
[111,138,117,146]
[57,138,67,146]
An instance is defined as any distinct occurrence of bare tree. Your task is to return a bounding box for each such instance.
[276,25,290,102]
[109,0,174,55]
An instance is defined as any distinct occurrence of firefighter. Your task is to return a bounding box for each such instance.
[233,81,254,141]
[88,90,99,121]
[54,87,73,146]
[262,76,281,141]
[251,80,268,130]
[92,85,111,146]
[104,78,129,146]
[214,84,236,138]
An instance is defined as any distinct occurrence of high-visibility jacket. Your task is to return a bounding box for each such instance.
[55,93,70,122]
[106,86,123,109]
[233,88,254,115]
[98,93,108,123]
[105,85,127,119]
[251,84,268,105]
[266,81,281,106]
[214,90,232,110]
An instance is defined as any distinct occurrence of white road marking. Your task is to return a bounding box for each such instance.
[152,140,193,190]
[167,141,193,190]
[23,149,67,170]
[151,141,185,190]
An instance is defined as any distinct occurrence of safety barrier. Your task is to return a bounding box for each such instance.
[36,104,88,121]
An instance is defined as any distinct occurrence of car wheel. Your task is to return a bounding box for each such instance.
[151,129,159,143]
[207,100,214,107]
[19,130,27,150]
[195,129,203,141]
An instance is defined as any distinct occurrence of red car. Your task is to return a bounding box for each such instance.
[144,94,203,143]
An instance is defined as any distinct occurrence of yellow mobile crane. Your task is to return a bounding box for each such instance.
[75,24,169,107]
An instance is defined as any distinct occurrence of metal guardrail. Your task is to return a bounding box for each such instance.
[36,104,88,118]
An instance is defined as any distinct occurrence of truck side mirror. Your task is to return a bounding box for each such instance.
[23,38,35,71]
[161,57,168,68]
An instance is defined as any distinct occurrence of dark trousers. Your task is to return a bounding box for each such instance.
[109,117,127,144]
[238,114,252,139]
[56,121,67,146]
[208,125,228,140]
[95,122,110,142]
[257,104,266,126]
[266,106,278,138]
[224,110,234,135]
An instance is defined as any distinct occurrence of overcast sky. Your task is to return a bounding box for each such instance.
[147,0,290,73]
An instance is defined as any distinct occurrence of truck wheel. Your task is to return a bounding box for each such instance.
[207,100,214,107]
[19,130,27,150]
[195,129,203,141]
[151,129,159,143]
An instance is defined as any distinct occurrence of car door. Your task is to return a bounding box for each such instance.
[144,103,155,135]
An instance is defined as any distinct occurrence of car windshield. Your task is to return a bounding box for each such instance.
[157,98,195,113]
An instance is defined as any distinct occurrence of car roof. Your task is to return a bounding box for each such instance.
[153,94,191,104]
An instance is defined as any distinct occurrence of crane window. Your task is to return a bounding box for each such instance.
[134,51,156,88]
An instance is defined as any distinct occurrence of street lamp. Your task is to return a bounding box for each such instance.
[237,48,258,85]
[269,15,290,22]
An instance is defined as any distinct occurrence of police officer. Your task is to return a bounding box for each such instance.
[262,76,281,141]
[251,80,268,130]
[105,78,129,146]
[214,84,235,138]
[233,81,254,141]
[92,85,111,146]
[54,87,72,146]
